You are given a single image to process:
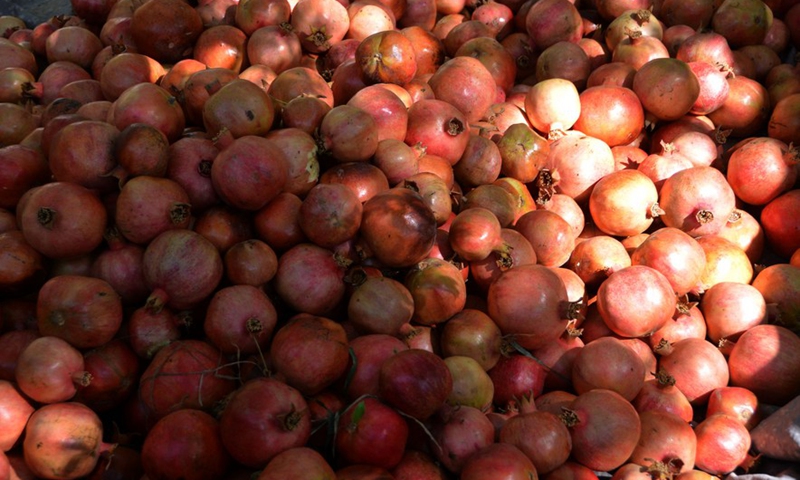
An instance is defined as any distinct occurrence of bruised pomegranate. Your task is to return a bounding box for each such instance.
[23,402,112,480]
[360,187,437,268]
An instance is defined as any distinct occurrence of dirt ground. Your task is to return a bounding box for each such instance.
[1,0,74,27]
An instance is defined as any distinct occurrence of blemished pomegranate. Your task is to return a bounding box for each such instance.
[23,402,114,479]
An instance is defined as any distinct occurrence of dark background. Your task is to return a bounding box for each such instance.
[1,0,74,27]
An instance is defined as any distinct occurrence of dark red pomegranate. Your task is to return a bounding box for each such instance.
[36,275,123,349]
[218,377,312,468]
[129,0,203,63]
[18,182,107,260]
[270,313,350,396]
[138,339,236,419]
[379,348,453,420]
[142,229,223,312]
[116,176,192,245]
[141,409,230,480]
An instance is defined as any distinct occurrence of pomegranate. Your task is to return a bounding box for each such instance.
[379,348,453,420]
[273,243,347,316]
[657,166,737,238]
[219,377,312,468]
[560,389,642,472]
[487,264,574,350]
[460,443,537,480]
[18,182,107,260]
[0,379,34,452]
[116,176,192,245]
[270,314,349,396]
[336,397,410,470]
[571,336,646,401]
[628,410,697,473]
[23,402,113,480]
[138,339,236,419]
[727,324,800,405]
[129,0,203,63]
[141,409,230,480]
[430,405,496,474]
[36,275,122,349]
[143,229,223,312]
[657,338,729,405]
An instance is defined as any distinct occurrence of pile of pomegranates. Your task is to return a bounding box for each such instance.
[1,0,799,478]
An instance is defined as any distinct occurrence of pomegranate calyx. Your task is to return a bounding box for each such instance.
[197,159,213,177]
[512,391,537,414]
[695,209,714,224]
[245,317,263,334]
[727,209,743,223]
[565,319,584,338]
[565,299,585,321]
[103,225,124,246]
[48,309,67,327]
[306,25,332,50]
[650,202,665,218]
[643,457,682,480]
[21,81,44,101]
[631,9,652,24]
[623,26,643,39]
[73,370,94,387]
[499,337,517,357]
[493,243,515,270]
[169,203,192,225]
[547,127,567,141]
[333,252,353,269]
[559,407,579,427]
[446,117,466,136]
[278,403,306,431]
[675,294,698,315]
[37,206,57,229]
[403,179,420,193]
[343,266,369,288]
[145,288,169,314]
[714,125,733,144]
[653,338,673,356]
[533,168,557,205]
[652,367,676,387]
